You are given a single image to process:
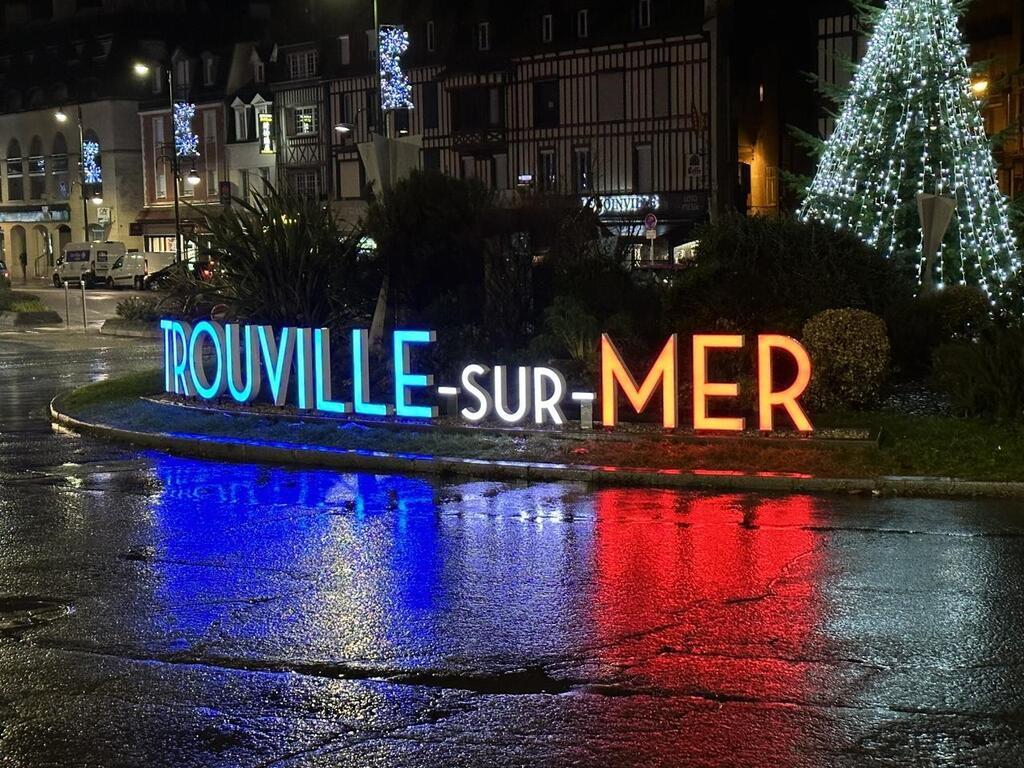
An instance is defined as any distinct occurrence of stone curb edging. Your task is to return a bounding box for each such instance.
[99,319,161,339]
[48,394,1024,499]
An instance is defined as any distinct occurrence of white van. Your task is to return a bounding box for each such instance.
[53,242,127,287]
[105,251,176,290]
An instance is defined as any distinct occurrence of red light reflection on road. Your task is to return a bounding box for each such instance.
[590,490,824,763]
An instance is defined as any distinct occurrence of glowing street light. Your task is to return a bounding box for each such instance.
[972,78,990,96]
[185,168,201,187]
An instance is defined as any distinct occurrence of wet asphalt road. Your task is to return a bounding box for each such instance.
[2,335,1024,767]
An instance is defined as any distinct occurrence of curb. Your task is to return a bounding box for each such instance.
[0,310,63,328]
[49,395,1024,499]
[99,319,161,339]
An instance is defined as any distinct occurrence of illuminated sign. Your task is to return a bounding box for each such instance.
[258,113,275,154]
[160,322,814,433]
[585,195,661,214]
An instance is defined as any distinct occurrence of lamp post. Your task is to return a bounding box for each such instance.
[133,61,196,264]
[55,105,101,242]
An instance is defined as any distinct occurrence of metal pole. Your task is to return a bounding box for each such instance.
[77,106,89,242]
[80,279,87,330]
[64,281,69,328]
[168,69,183,265]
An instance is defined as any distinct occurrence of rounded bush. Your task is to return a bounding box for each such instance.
[802,309,891,411]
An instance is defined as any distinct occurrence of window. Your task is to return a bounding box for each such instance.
[422,82,439,130]
[28,136,45,199]
[478,22,490,52]
[577,9,589,38]
[254,60,265,83]
[533,79,559,128]
[153,118,167,199]
[452,86,504,131]
[573,147,592,193]
[426,21,436,52]
[598,71,625,121]
[293,105,318,136]
[634,144,653,193]
[7,140,23,201]
[52,133,69,201]
[152,66,163,94]
[493,154,508,191]
[292,169,318,199]
[422,148,441,172]
[288,50,319,80]
[366,29,377,61]
[174,58,190,88]
[541,14,553,43]
[234,104,251,141]
[339,35,351,66]
[204,109,218,196]
[240,168,250,203]
[638,0,651,29]
[817,16,864,138]
[652,65,671,118]
[203,56,216,86]
[539,148,556,192]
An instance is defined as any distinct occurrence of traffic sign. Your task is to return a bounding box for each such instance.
[644,213,658,230]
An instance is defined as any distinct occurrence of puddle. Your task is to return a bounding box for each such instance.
[0,598,73,635]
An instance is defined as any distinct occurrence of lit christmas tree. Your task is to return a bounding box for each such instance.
[799,0,1020,301]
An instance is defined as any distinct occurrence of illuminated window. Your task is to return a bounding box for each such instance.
[203,56,216,86]
[6,139,23,201]
[573,147,592,193]
[339,35,351,66]
[294,105,318,136]
[204,109,217,195]
[28,135,45,199]
[51,133,69,200]
[153,117,166,199]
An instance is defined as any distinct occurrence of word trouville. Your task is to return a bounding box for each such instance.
[160,320,815,433]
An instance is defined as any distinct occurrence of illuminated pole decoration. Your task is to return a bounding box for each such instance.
[379,25,414,111]
[82,140,102,185]
[798,0,1020,302]
[173,101,200,157]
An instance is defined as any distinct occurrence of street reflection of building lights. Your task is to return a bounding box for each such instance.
[186,168,201,187]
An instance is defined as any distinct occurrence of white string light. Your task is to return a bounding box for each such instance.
[799,0,1020,301]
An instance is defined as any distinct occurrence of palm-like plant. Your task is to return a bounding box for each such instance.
[190,184,376,327]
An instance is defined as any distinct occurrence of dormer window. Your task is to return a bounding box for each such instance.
[287,49,319,80]
[203,55,216,87]
[426,21,436,52]
[639,0,651,29]
[254,59,265,83]
[477,22,490,52]
[233,100,251,141]
[577,9,589,38]
[542,14,553,43]
[174,58,190,88]
[339,35,351,66]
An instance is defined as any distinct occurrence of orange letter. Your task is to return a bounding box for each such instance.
[758,335,813,433]
[601,334,678,429]
[693,335,745,432]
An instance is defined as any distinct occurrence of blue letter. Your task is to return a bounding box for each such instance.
[257,326,296,407]
[160,319,175,393]
[166,320,194,396]
[188,321,227,400]
[352,328,390,416]
[295,328,314,410]
[393,330,438,419]
[225,324,261,403]
[314,329,351,414]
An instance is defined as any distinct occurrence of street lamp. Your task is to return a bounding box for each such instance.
[54,105,96,242]
[133,61,190,264]
[185,168,201,187]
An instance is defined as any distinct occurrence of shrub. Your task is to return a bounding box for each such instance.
[932,328,1024,420]
[664,213,914,337]
[802,309,891,411]
[889,285,993,377]
[199,183,374,327]
[115,296,161,322]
